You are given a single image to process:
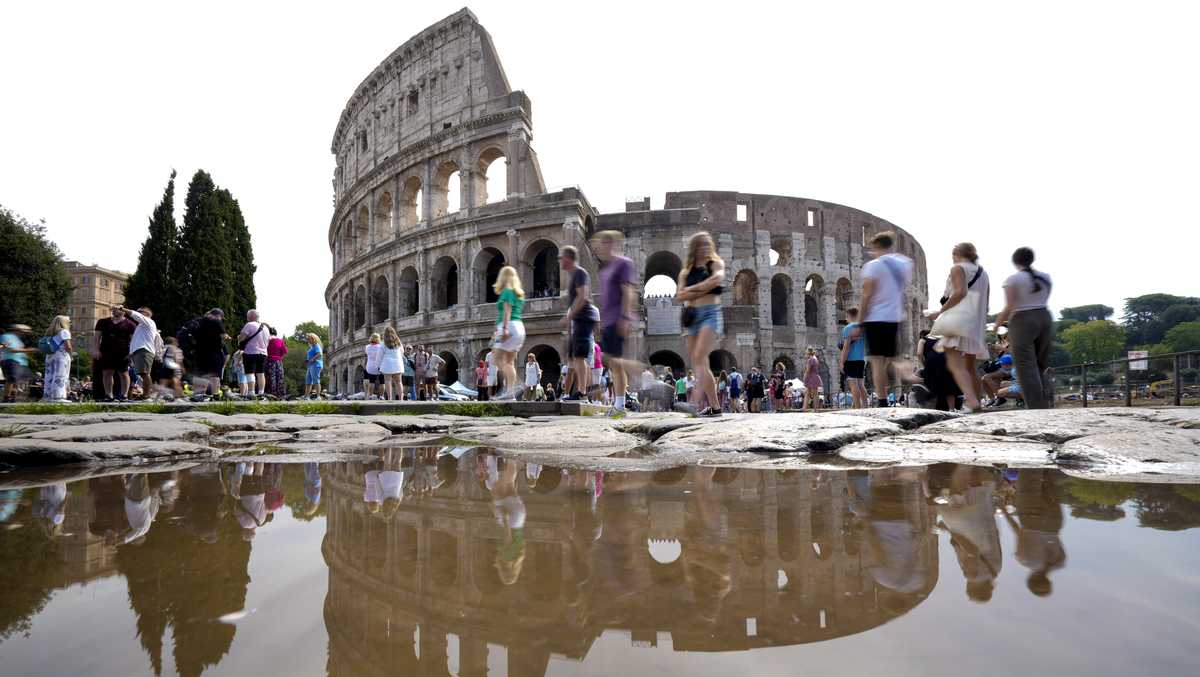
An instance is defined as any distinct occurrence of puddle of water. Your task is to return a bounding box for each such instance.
[1,448,1199,676]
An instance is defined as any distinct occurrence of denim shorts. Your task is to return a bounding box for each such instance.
[306,363,323,385]
[686,304,723,337]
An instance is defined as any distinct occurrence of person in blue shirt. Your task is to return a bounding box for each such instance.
[839,308,869,409]
[304,333,324,398]
[1,324,36,402]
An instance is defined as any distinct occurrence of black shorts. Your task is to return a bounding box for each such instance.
[196,351,226,377]
[365,372,384,385]
[402,375,414,385]
[863,322,899,358]
[570,319,595,359]
[98,352,130,370]
[844,360,866,379]
[243,353,267,374]
[600,324,625,358]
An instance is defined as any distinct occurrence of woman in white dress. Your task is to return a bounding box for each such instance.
[41,315,73,401]
[927,243,989,411]
[491,266,526,401]
[523,353,541,400]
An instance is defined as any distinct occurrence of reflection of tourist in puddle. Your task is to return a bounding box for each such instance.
[33,482,67,537]
[482,454,526,585]
[378,450,409,519]
[851,467,933,598]
[228,462,271,539]
[302,462,322,517]
[1003,469,1066,597]
[117,474,163,546]
[683,466,733,624]
[931,465,1003,602]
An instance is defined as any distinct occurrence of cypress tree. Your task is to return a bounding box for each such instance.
[172,170,233,323]
[214,188,257,322]
[124,170,178,330]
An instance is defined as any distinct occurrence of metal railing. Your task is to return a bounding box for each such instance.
[1055,350,1199,408]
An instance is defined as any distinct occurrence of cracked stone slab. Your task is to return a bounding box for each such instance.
[172,411,260,429]
[617,413,711,441]
[0,439,214,467]
[828,407,962,430]
[19,419,211,443]
[287,422,393,448]
[454,418,642,452]
[0,460,202,490]
[838,432,1056,467]
[919,407,1167,444]
[0,412,164,427]
[363,416,454,434]
[1056,427,1200,477]
[652,413,902,455]
[250,414,367,432]
[211,430,295,445]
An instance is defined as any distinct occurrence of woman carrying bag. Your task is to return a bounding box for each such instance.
[927,243,990,412]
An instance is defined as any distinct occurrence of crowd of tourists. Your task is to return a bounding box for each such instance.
[0,306,321,403]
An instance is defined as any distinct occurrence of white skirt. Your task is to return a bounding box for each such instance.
[493,320,525,352]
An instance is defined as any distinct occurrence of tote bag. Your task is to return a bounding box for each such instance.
[930,266,983,338]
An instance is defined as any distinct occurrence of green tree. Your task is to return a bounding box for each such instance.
[290,321,329,346]
[1062,320,1126,364]
[213,188,256,322]
[1048,342,1073,367]
[1164,322,1200,353]
[124,170,179,330]
[0,205,73,333]
[1123,294,1200,345]
[1060,304,1114,322]
[171,170,231,323]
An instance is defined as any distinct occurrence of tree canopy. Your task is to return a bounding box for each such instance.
[1062,320,1126,364]
[1060,304,1114,322]
[1122,294,1200,346]
[124,170,179,329]
[0,205,73,334]
[1164,322,1200,353]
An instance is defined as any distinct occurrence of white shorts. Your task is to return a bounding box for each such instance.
[525,370,540,387]
[493,320,525,353]
[487,367,498,387]
[592,368,603,384]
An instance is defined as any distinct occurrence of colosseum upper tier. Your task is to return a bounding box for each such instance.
[325,9,929,394]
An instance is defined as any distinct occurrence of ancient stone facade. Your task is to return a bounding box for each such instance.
[325,9,928,393]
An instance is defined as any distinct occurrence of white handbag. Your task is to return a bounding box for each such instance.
[930,266,984,338]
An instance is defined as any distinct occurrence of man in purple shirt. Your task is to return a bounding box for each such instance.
[594,230,637,416]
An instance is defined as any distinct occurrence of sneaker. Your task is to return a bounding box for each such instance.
[698,407,722,417]
[605,407,626,419]
[562,392,583,402]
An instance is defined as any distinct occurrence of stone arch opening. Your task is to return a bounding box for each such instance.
[773,354,796,378]
[430,531,458,587]
[341,296,352,336]
[527,344,560,388]
[371,275,389,324]
[432,161,461,219]
[649,350,686,377]
[355,206,370,254]
[709,349,737,375]
[478,147,507,205]
[353,284,367,328]
[399,175,422,230]
[777,505,798,562]
[474,247,506,304]
[437,350,459,385]
[374,192,393,243]
[431,256,458,310]
[732,269,758,306]
[771,274,792,326]
[354,364,366,389]
[644,250,682,298]
[836,278,853,325]
[770,235,792,266]
[524,240,560,298]
[398,266,419,317]
[805,275,824,328]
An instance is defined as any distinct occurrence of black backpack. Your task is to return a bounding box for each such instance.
[176,317,202,358]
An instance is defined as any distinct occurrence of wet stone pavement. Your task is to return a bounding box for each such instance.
[1,450,1199,676]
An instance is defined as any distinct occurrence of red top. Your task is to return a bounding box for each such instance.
[267,337,288,361]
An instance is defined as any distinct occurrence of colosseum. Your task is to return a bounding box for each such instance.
[325,9,929,395]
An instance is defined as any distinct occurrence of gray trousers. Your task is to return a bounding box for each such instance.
[1008,308,1055,409]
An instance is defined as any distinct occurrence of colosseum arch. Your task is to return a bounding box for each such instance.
[371,275,389,324]
[709,349,737,374]
[473,247,506,304]
[649,350,686,376]
[731,270,758,306]
[340,294,351,336]
[804,275,824,328]
[476,146,507,205]
[430,256,459,310]
[644,251,682,298]
[773,354,796,377]
[430,531,458,587]
[836,278,854,325]
[432,161,462,219]
[398,266,419,317]
[770,235,793,267]
[374,192,393,244]
[398,175,422,230]
[527,344,561,387]
[353,284,367,328]
[771,274,792,326]
[523,239,560,297]
[355,206,370,255]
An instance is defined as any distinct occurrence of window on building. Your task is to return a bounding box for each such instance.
[736,204,748,222]
[81,276,89,285]
[359,132,368,152]
[100,278,108,288]
[408,89,419,115]
[807,209,817,227]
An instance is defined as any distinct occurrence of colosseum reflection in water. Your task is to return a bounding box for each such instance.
[322,450,937,675]
[325,9,929,392]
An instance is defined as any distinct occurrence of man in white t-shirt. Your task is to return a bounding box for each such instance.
[858,232,913,407]
[237,310,270,396]
[122,306,159,400]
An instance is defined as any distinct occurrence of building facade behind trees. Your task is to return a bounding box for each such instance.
[324,9,929,395]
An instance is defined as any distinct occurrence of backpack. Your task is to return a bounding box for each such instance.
[729,372,742,390]
[176,317,201,357]
[37,336,60,354]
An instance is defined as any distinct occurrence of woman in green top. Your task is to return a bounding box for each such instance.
[492,265,526,400]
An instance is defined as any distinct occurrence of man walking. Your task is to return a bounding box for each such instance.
[123,306,159,401]
[593,230,637,416]
[728,365,743,413]
[237,310,270,398]
[559,245,597,401]
[94,306,135,401]
[839,307,869,409]
[858,232,913,407]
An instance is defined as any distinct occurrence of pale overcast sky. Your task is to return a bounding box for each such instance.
[2,1,1196,333]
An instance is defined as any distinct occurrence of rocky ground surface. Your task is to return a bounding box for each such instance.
[2,407,1198,486]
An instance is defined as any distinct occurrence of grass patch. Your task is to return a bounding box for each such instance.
[377,408,422,416]
[1,402,171,415]
[440,403,506,417]
[196,401,339,416]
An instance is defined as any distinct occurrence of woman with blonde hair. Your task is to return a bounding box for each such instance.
[303,332,323,398]
[41,315,73,401]
[676,232,725,416]
[363,332,383,398]
[802,347,823,411]
[379,326,405,401]
[928,242,990,411]
[491,265,526,400]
